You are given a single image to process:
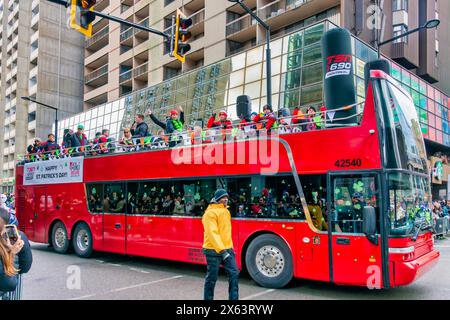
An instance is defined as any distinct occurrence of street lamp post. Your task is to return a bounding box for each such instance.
[228,0,272,109]
[377,19,440,58]
[21,97,59,144]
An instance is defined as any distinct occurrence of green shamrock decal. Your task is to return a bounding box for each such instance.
[353,181,364,193]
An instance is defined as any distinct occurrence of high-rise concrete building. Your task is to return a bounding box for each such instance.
[84,0,449,111]
[0,0,85,193]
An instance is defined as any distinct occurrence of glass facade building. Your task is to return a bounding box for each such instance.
[56,20,450,148]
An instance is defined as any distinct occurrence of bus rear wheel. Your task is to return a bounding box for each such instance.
[245,234,293,289]
[51,221,70,254]
[72,223,93,258]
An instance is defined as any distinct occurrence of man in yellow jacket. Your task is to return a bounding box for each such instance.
[202,189,239,300]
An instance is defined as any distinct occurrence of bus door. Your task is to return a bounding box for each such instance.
[327,172,384,287]
[103,183,126,254]
[33,186,48,243]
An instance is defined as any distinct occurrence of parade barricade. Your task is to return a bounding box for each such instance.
[434,218,447,237]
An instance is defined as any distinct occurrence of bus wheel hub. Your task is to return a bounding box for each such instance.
[77,230,89,251]
[256,246,285,277]
[55,228,66,247]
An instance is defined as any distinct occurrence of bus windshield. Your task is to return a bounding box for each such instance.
[388,172,432,236]
[378,78,428,173]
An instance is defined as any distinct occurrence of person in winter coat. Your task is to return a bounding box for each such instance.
[207,110,233,141]
[0,208,33,299]
[191,126,212,145]
[292,106,306,130]
[119,128,134,148]
[27,138,42,154]
[253,105,277,132]
[130,114,149,139]
[42,134,60,153]
[202,189,239,300]
[71,124,89,147]
[148,106,185,147]
[305,106,318,131]
[207,110,232,130]
[95,129,111,153]
[62,129,73,149]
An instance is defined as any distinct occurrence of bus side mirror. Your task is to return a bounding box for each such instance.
[363,206,379,245]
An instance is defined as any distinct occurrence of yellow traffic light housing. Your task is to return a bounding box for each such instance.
[70,0,96,37]
[172,10,192,63]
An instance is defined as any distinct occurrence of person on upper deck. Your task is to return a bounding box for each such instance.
[148,106,185,147]
[130,114,149,139]
[27,138,41,154]
[253,105,277,132]
[70,124,89,147]
[62,129,73,149]
[306,106,318,131]
[207,110,233,130]
[291,106,306,130]
[93,132,101,144]
[42,133,60,153]
[119,128,134,147]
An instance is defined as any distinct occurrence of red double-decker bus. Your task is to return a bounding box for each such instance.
[15,70,439,289]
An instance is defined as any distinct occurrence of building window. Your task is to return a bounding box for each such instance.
[393,24,408,43]
[392,0,408,12]
[164,0,175,6]
[164,66,181,80]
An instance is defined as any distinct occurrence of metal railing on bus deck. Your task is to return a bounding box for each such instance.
[17,101,365,164]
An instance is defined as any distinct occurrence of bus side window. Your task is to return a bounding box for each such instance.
[104,183,126,214]
[265,176,306,220]
[138,182,158,215]
[190,179,216,216]
[127,182,139,214]
[87,184,103,213]
[299,174,327,229]
[230,178,252,218]
[331,175,379,234]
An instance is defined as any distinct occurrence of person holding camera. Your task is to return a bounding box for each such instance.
[0,208,33,299]
[202,189,239,300]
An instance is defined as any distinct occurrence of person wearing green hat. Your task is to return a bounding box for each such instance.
[70,124,89,147]
[202,188,239,300]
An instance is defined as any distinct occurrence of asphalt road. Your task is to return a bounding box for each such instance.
[21,238,450,300]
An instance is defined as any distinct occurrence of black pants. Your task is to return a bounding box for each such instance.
[203,249,239,300]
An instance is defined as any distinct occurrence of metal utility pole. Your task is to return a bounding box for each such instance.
[22,97,59,144]
[228,0,272,109]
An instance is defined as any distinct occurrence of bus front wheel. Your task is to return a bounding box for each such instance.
[72,223,93,258]
[51,221,70,254]
[245,234,293,289]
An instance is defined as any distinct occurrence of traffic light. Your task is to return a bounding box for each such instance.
[172,10,192,63]
[70,0,96,37]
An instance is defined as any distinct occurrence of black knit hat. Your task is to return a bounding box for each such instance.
[212,189,229,203]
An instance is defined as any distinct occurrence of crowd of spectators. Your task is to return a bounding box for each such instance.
[25,103,330,160]
[433,200,450,239]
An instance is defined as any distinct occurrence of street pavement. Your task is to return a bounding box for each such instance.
[22,238,450,300]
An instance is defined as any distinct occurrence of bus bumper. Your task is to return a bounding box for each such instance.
[392,249,440,287]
